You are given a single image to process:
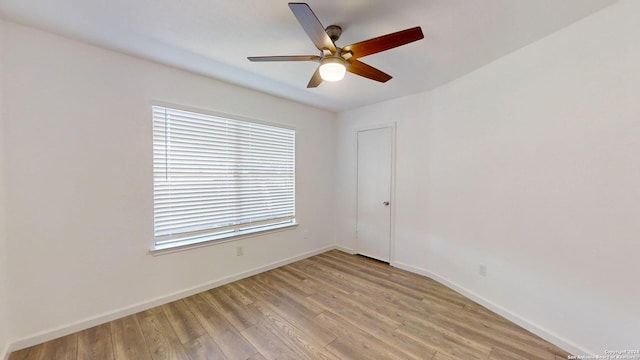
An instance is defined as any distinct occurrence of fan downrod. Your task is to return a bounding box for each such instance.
[325,25,342,42]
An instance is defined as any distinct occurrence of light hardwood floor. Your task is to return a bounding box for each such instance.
[9,250,571,360]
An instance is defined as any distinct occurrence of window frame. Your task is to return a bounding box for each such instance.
[149,102,297,254]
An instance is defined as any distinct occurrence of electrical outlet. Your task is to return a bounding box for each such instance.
[479,264,487,277]
[236,246,244,256]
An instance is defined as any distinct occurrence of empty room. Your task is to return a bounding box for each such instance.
[0,0,638,359]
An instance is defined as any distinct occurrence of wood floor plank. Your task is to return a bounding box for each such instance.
[236,279,337,347]
[251,272,325,316]
[302,256,435,313]
[39,333,77,360]
[243,275,322,319]
[412,298,524,353]
[181,294,235,339]
[246,353,267,360]
[269,267,317,296]
[137,307,191,360]
[219,283,254,306]
[398,320,492,360]
[312,254,427,300]
[183,294,257,360]
[317,311,425,360]
[325,251,468,305]
[76,323,114,360]
[8,250,572,360]
[263,318,339,360]
[183,334,228,360]
[345,290,461,359]
[111,315,153,360]
[307,287,402,331]
[241,322,302,360]
[254,269,312,299]
[419,298,564,359]
[431,351,460,360]
[8,345,44,360]
[161,300,207,344]
[287,260,359,295]
[247,298,339,360]
[309,290,437,359]
[200,287,262,331]
[283,263,353,297]
[491,345,539,360]
[214,329,256,360]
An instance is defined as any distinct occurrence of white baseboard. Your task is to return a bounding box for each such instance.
[392,261,593,357]
[333,245,355,254]
[2,342,9,360]
[8,245,335,353]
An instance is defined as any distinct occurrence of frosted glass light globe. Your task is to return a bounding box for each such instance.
[319,57,346,82]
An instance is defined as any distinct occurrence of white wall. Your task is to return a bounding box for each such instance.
[2,21,336,349]
[336,0,639,355]
[0,18,11,360]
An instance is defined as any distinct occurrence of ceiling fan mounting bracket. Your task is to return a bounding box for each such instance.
[325,25,342,42]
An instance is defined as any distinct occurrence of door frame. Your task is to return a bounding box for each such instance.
[355,122,397,264]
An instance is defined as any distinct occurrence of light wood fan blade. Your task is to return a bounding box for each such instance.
[342,27,424,59]
[307,67,323,88]
[347,60,392,83]
[248,55,321,62]
[289,3,337,53]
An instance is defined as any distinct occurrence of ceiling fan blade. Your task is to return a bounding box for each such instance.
[342,27,424,59]
[307,67,323,88]
[288,3,337,53]
[248,55,321,62]
[347,60,393,83]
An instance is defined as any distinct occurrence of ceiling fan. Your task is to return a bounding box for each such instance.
[248,2,424,88]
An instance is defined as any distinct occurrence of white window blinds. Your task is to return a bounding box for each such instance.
[153,105,295,249]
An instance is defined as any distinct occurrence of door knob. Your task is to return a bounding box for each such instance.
[383,201,390,206]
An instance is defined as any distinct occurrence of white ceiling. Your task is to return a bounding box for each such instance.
[0,0,618,112]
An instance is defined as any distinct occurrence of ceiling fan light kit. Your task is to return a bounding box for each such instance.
[319,56,346,82]
[248,2,424,88]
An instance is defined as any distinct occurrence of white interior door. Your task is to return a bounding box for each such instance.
[356,127,392,262]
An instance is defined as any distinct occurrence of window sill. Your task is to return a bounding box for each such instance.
[149,222,298,256]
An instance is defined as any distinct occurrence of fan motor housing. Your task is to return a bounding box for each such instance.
[325,25,342,42]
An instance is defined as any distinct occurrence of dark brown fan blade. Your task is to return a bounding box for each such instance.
[248,55,321,62]
[347,60,392,83]
[289,3,337,53]
[307,67,323,88]
[342,27,424,59]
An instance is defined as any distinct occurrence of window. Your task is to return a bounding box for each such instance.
[152,105,296,251]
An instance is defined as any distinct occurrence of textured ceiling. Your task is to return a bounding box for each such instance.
[0,0,618,112]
